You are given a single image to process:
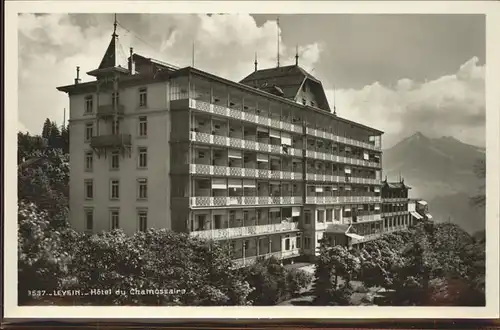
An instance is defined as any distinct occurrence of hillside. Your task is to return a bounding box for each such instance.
[383,132,486,233]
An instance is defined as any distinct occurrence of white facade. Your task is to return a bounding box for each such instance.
[68,81,172,234]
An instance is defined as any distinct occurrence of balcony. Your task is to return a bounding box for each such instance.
[96,104,125,117]
[305,173,380,185]
[382,211,409,217]
[189,164,303,180]
[190,196,303,207]
[190,222,299,240]
[306,127,381,152]
[90,134,131,149]
[306,150,381,169]
[190,131,303,157]
[305,195,382,205]
[233,249,301,268]
[189,99,304,134]
[349,232,383,245]
[382,198,409,203]
[185,98,380,153]
[355,214,382,222]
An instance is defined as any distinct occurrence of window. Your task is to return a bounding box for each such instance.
[296,233,302,249]
[85,95,93,114]
[139,88,147,107]
[84,151,93,171]
[138,147,148,168]
[304,210,311,224]
[110,151,120,170]
[84,208,93,231]
[138,178,148,199]
[214,214,222,229]
[85,122,94,141]
[112,92,119,107]
[310,101,315,107]
[138,116,148,137]
[110,209,120,230]
[285,238,290,250]
[244,240,249,250]
[302,98,306,105]
[84,179,93,199]
[112,119,120,135]
[110,179,120,199]
[138,210,148,231]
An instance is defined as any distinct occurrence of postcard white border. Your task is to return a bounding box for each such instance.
[4,1,500,319]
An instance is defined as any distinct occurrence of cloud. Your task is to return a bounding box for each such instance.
[18,14,322,134]
[18,14,484,151]
[328,56,485,148]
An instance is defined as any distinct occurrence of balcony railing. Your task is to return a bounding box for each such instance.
[190,131,303,157]
[349,232,383,245]
[382,211,409,217]
[190,222,299,240]
[188,99,381,152]
[382,198,410,203]
[189,164,303,180]
[190,196,303,207]
[305,195,382,204]
[306,127,381,152]
[305,173,381,185]
[306,150,381,169]
[190,99,303,134]
[96,104,125,117]
[90,134,131,149]
[232,249,301,268]
[190,132,380,169]
[355,214,383,222]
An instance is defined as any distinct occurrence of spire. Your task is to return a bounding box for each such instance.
[112,13,118,38]
[295,45,299,66]
[254,52,258,72]
[276,16,280,68]
[333,85,337,116]
[97,14,119,70]
[192,41,195,67]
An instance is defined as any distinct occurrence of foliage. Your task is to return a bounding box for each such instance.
[313,242,360,305]
[18,147,70,222]
[241,257,313,305]
[17,201,74,304]
[286,268,313,296]
[357,221,485,306]
[66,229,251,306]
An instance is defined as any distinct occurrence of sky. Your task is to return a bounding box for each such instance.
[18,13,485,148]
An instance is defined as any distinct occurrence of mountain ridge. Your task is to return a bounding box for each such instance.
[382,131,485,234]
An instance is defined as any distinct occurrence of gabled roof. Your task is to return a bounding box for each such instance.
[239,65,331,111]
[382,181,412,190]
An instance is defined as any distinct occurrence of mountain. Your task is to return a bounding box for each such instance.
[383,132,486,234]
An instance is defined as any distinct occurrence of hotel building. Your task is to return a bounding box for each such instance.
[56,23,423,266]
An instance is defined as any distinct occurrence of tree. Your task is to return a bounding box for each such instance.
[18,148,70,225]
[18,201,74,304]
[67,229,251,306]
[313,241,360,305]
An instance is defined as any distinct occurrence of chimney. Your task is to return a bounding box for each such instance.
[74,66,81,84]
[128,47,135,75]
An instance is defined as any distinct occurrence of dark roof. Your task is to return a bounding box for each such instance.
[382,181,412,189]
[239,65,331,110]
[98,37,117,70]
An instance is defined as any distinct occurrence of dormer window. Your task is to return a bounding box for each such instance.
[302,98,306,105]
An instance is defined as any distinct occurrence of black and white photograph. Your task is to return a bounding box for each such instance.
[5,1,500,319]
